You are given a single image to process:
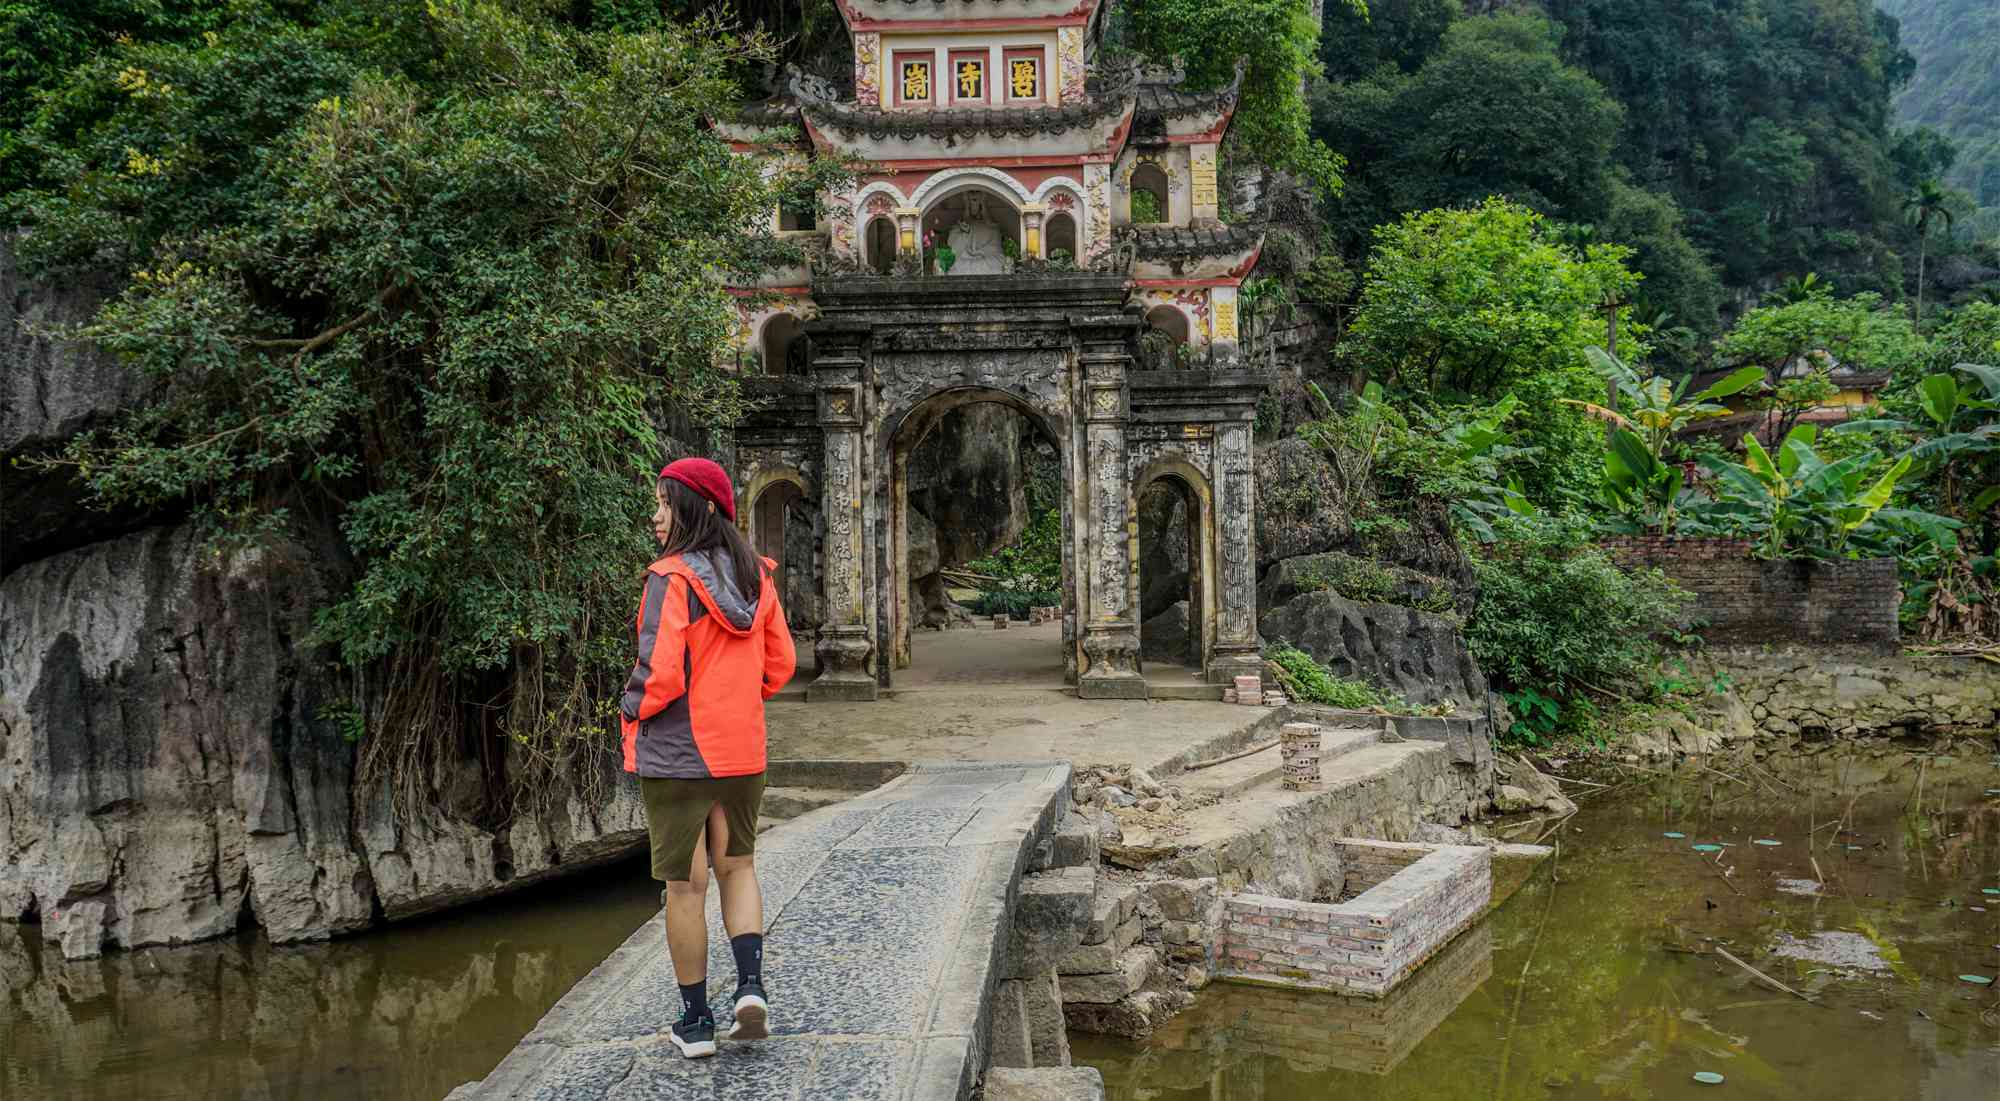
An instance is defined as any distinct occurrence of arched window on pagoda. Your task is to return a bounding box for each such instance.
[867,217,897,274]
[779,197,817,232]
[1046,212,1077,263]
[1130,164,1170,225]
[761,313,804,376]
[1142,305,1191,369]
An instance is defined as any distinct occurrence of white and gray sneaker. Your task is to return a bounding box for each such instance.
[670,1015,717,1059]
[728,982,769,1041]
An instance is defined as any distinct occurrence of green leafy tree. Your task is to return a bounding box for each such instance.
[1542,0,1927,297]
[14,2,847,811]
[1715,290,1931,440]
[1694,426,1918,560]
[1312,13,1625,248]
[1466,514,1689,711]
[1341,197,1642,506]
[1125,0,1354,194]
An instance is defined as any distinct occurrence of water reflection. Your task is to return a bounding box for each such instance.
[1,862,661,1101]
[1124,922,1492,1090]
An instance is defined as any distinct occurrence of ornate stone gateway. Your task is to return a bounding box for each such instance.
[718,0,1271,700]
[734,275,1265,701]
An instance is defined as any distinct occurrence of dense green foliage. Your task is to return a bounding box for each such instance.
[1123,0,1353,194]
[1542,0,1936,296]
[1340,198,1638,507]
[1310,0,1999,351]
[1465,516,1689,707]
[9,1,841,811]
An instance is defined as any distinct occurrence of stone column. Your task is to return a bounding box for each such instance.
[809,323,878,701]
[1208,419,1261,683]
[1074,316,1146,699]
[1021,203,1046,259]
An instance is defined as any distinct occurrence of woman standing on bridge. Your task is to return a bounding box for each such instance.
[620,457,796,1059]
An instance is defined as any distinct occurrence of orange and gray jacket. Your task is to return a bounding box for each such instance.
[619,549,796,779]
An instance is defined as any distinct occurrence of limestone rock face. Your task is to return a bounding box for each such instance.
[0,239,142,453]
[1258,590,1487,707]
[0,239,162,568]
[1253,438,1350,570]
[0,526,371,955]
[0,524,647,957]
[1493,753,1576,816]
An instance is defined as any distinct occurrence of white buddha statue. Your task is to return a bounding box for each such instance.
[946,193,1006,275]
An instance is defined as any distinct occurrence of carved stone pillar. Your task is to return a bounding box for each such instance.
[1021,203,1046,259]
[1074,316,1146,699]
[1208,419,1262,682]
[808,323,878,701]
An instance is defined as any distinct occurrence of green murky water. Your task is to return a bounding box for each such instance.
[5,750,1996,1100]
[1077,748,2000,1101]
[1,860,662,1100]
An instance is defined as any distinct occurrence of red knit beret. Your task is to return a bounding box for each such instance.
[659,457,737,523]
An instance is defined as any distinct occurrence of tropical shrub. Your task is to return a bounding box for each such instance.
[962,589,1062,619]
[1465,515,1690,706]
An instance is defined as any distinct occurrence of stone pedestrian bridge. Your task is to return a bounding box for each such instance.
[450,762,1081,1101]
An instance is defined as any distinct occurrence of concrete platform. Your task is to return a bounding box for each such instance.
[450,762,1072,1101]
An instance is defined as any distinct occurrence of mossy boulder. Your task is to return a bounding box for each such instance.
[1258,550,1459,617]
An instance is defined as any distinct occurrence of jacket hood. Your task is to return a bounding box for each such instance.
[666,548,769,635]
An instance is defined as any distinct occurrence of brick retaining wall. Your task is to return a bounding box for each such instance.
[1215,843,1489,997]
[1601,536,1899,648]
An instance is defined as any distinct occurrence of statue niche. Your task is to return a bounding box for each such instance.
[927,189,1020,276]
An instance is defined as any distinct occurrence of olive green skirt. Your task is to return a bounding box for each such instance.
[639,772,765,883]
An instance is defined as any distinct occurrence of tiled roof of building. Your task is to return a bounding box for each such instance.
[1119,222,1260,261]
[786,68,1137,141]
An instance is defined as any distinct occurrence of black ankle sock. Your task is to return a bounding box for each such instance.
[731,933,764,988]
[678,980,708,1022]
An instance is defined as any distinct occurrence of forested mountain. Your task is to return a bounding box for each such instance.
[1317,0,1961,340]
[1876,0,2000,220]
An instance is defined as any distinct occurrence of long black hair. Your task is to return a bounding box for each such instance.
[657,477,765,594]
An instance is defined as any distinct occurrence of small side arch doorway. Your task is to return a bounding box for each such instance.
[747,477,818,635]
[1134,467,1208,672]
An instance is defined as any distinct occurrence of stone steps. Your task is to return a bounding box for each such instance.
[1125,740,1479,890]
[1173,726,1380,799]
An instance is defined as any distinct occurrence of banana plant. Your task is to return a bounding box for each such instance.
[1830,363,1999,515]
[1697,425,1917,558]
[1568,346,1767,459]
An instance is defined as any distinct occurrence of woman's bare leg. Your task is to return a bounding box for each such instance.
[663,823,711,985]
[706,801,763,937]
